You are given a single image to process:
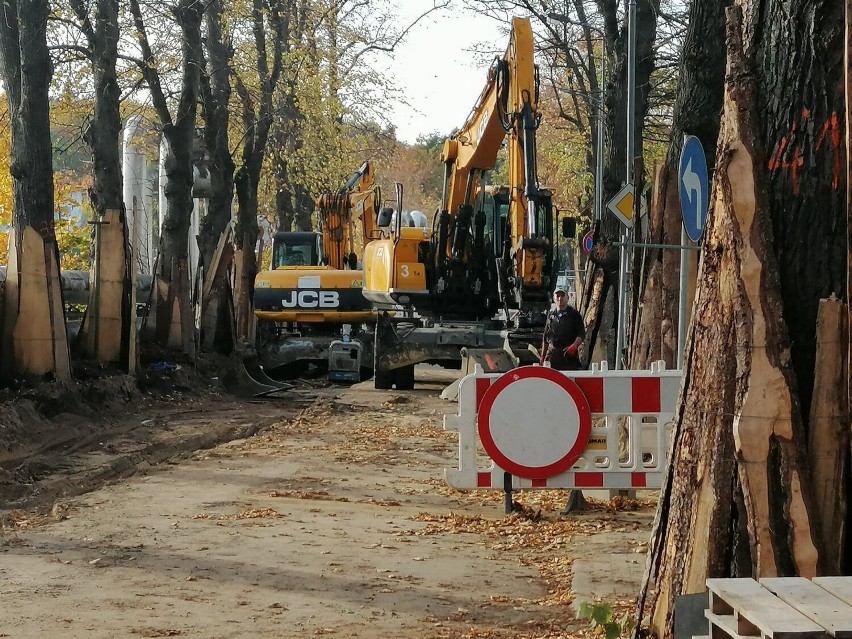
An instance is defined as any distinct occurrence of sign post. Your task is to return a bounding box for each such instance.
[676,135,709,369]
[607,183,635,371]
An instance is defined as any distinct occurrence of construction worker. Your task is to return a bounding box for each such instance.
[539,287,585,371]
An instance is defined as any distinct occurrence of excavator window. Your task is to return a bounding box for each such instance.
[272,238,319,268]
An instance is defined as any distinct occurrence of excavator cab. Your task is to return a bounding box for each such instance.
[271,232,323,268]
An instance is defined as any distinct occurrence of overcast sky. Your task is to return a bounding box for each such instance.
[385,3,505,144]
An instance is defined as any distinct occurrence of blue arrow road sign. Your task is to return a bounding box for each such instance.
[678,135,709,242]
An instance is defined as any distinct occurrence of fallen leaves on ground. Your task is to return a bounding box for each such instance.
[190,507,283,521]
[268,489,349,502]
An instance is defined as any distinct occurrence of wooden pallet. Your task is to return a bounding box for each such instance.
[704,577,852,639]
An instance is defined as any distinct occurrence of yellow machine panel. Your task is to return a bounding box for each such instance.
[254,266,374,324]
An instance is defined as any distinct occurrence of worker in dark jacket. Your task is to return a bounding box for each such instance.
[540,287,585,371]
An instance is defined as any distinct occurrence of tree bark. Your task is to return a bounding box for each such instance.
[232,0,286,341]
[807,297,848,573]
[754,0,847,422]
[581,0,659,366]
[640,9,824,636]
[195,0,237,354]
[130,0,203,358]
[69,0,136,370]
[198,0,235,270]
[0,0,71,382]
[631,0,730,370]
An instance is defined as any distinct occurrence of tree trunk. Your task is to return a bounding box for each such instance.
[200,225,235,352]
[195,0,237,355]
[806,297,848,573]
[754,0,847,422]
[631,0,730,370]
[0,0,70,382]
[640,10,824,636]
[581,0,659,366]
[229,0,285,342]
[130,0,204,359]
[198,0,235,270]
[70,0,136,370]
[233,169,259,341]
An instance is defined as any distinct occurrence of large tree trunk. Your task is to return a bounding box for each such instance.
[0,0,70,382]
[130,0,204,359]
[70,0,136,370]
[231,0,285,341]
[196,0,237,354]
[630,0,730,370]
[754,0,847,421]
[581,0,659,365]
[198,0,235,270]
[639,10,824,637]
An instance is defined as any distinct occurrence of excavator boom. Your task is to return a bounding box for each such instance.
[361,17,558,388]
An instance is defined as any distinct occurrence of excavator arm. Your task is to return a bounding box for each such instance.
[432,16,552,316]
[316,160,382,270]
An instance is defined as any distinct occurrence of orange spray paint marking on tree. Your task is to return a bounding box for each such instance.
[815,112,841,190]
[769,110,842,195]
[767,118,803,195]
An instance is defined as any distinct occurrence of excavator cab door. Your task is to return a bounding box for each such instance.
[377,207,394,228]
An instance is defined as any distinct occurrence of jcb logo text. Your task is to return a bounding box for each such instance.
[281,291,340,308]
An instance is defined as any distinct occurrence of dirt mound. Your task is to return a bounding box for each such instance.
[0,362,220,471]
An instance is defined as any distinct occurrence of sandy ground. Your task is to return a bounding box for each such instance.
[1,366,655,638]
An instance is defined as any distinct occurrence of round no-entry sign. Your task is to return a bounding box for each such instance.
[477,366,592,479]
[582,230,594,254]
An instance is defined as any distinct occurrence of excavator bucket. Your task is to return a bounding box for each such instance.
[220,343,294,398]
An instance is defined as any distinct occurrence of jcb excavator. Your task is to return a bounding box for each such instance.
[254,161,383,382]
[362,17,558,389]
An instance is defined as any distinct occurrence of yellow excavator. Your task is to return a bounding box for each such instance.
[254,161,383,382]
[362,16,559,389]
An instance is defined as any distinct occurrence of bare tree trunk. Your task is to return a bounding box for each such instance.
[130,0,203,359]
[69,0,136,370]
[581,0,659,365]
[640,10,824,636]
[196,0,237,354]
[198,0,235,269]
[631,0,730,371]
[0,0,70,382]
[231,0,286,341]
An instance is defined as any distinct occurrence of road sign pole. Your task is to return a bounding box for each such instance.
[615,227,629,370]
[677,226,689,370]
[616,0,637,371]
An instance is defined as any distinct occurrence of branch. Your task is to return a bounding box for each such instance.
[127,0,172,128]
[66,0,95,43]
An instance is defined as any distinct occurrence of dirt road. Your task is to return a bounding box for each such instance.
[1,367,653,638]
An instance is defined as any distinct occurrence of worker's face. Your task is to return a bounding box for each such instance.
[554,291,568,309]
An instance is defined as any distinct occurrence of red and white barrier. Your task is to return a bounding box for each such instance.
[443,362,681,491]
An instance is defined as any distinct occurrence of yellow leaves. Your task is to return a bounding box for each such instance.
[190,507,283,520]
[267,488,349,502]
[7,507,64,529]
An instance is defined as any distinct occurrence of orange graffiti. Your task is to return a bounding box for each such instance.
[815,112,842,190]
[768,109,842,195]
